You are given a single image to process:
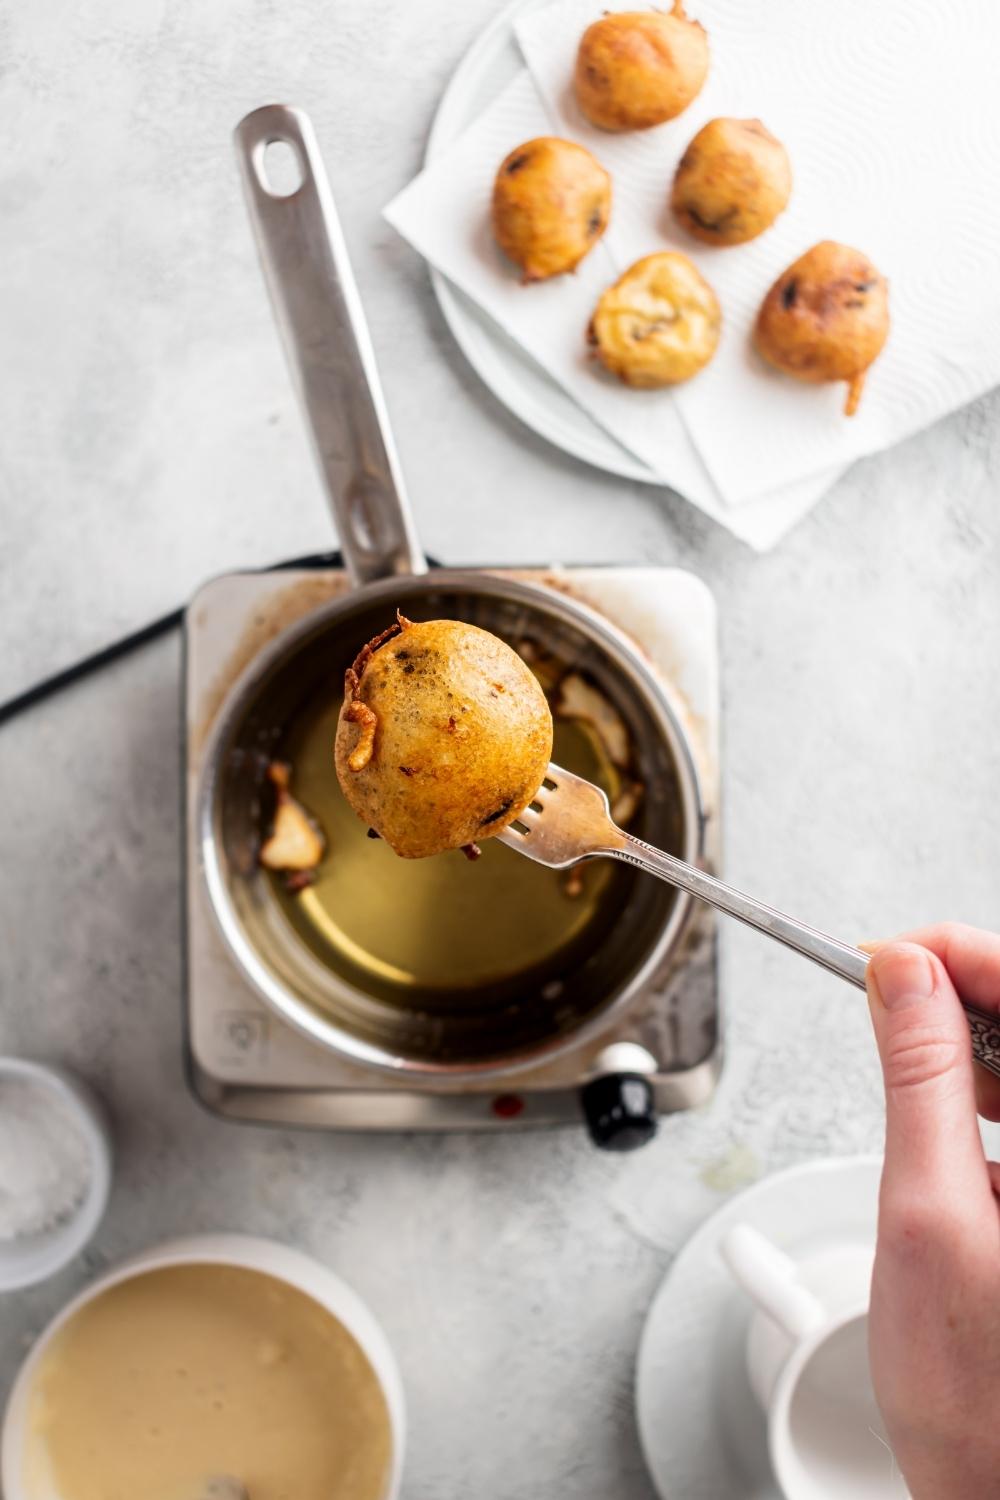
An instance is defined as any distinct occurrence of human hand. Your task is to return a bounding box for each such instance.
[865,924,1000,1499]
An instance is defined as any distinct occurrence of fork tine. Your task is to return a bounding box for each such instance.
[495,762,617,869]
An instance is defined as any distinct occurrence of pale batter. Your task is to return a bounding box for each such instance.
[24,1263,392,1500]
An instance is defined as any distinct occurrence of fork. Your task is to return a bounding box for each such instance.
[499,764,1000,1080]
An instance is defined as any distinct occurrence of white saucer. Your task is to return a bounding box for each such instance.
[425,0,658,485]
[636,1155,882,1500]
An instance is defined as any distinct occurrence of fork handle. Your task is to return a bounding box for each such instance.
[613,833,1000,1081]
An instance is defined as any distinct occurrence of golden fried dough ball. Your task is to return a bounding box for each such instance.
[491,137,611,283]
[671,117,791,246]
[335,615,553,860]
[574,3,709,132]
[754,241,889,415]
[588,252,721,388]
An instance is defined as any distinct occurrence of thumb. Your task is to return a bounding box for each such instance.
[867,942,992,1223]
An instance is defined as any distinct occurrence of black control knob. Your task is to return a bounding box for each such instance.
[581,1073,657,1151]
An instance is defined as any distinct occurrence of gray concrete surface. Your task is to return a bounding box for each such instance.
[2,3,999,1497]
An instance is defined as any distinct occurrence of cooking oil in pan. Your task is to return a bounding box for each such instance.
[267,699,625,997]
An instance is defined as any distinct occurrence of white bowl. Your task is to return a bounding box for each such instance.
[1,1233,406,1500]
[0,1058,112,1292]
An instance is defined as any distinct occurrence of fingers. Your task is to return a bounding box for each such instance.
[974,1069,1000,1123]
[866,925,1000,1121]
[867,943,994,1229]
[875,923,1000,1008]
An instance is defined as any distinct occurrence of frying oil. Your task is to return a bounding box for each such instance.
[268,698,620,995]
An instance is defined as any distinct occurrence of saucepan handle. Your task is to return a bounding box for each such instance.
[234,104,428,586]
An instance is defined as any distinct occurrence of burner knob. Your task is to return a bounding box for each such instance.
[581,1073,657,1151]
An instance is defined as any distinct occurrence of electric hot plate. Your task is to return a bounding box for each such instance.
[184,563,722,1136]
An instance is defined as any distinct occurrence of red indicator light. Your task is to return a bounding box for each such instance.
[491,1093,525,1119]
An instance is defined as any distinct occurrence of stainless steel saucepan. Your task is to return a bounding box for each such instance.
[197,104,705,1081]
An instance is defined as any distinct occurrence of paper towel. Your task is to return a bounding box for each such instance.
[518,0,1000,504]
[384,70,845,549]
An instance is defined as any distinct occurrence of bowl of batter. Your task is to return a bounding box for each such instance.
[1,1234,404,1500]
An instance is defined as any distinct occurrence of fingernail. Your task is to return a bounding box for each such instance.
[868,946,937,1010]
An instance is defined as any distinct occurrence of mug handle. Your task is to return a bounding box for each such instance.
[721,1223,825,1340]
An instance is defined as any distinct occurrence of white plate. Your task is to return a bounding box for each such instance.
[635,1155,882,1500]
[426,0,660,485]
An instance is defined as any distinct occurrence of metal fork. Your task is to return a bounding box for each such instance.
[499,764,1000,1080]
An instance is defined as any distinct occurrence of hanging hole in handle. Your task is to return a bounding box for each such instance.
[256,138,304,198]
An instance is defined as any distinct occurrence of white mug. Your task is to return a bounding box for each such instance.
[721,1222,909,1500]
